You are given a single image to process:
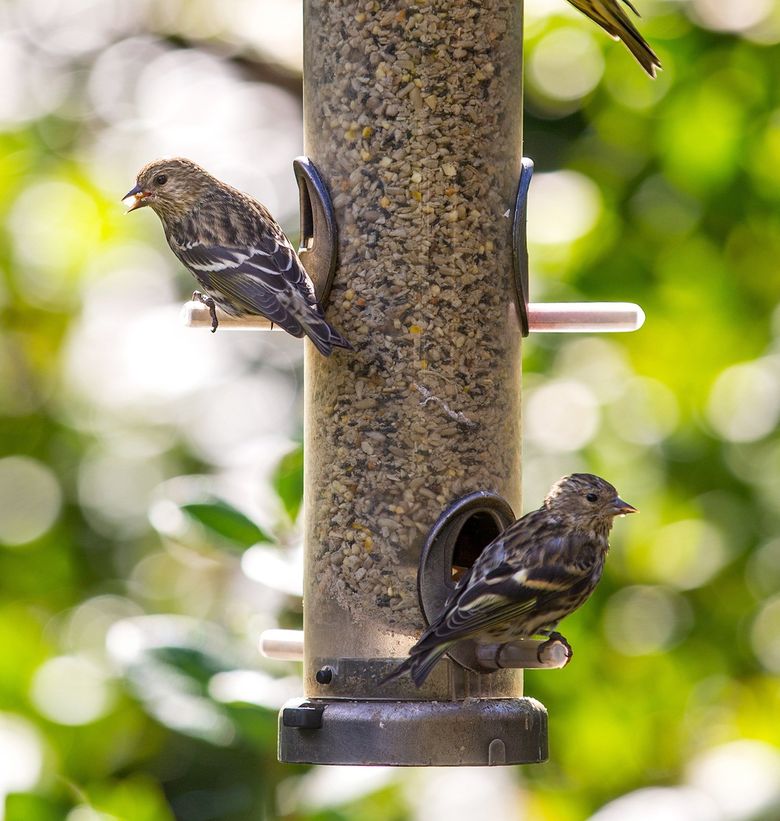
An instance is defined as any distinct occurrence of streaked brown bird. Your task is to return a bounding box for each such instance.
[123,158,352,356]
[565,0,661,77]
[384,473,637,687]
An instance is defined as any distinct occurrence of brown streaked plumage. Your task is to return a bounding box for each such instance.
[384,473,637,687]
[565,0,661,77]
[123,158,352,356]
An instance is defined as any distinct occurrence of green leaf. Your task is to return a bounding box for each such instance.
[5,793,66,821]
[273,445,304,522]
[180,500,273,549]
[89,776,175,821]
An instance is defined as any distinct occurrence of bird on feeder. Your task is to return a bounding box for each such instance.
[123,158,352,356]
[565,0,661,77]
[385,473,637,687]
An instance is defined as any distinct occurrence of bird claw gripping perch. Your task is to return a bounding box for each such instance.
[536,632,573,666]
[192,291,218,333]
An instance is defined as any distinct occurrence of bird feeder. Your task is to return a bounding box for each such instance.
[184,0,643,766]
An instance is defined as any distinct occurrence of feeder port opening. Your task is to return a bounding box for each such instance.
[451,511,504,580]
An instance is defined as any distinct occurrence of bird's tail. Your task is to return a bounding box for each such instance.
[566,0,661,77]
[614,14,661,77]
[380,641,454,688]
[298,308,353,356]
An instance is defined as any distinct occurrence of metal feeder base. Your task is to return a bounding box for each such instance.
[278,697,548,766]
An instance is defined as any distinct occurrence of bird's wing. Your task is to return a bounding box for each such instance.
[423,557,590,645]
[176,234,318,335]
[464,508,569,584]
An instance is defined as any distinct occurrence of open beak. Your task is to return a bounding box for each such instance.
[122,183,150,212]
[613,497,638,516]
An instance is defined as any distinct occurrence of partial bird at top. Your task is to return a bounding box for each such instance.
[123,158,352,357]
[565,0,661,77]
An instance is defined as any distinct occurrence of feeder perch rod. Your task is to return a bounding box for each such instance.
[260,629,305,662]
[259,628,569,670]
[181,301,646,334]
[475,639,571,670]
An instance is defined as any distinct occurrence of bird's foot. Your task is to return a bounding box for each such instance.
[536,631,572,666]
[192,291,219,333]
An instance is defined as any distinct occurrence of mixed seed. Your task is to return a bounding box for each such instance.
[303,0,524,636]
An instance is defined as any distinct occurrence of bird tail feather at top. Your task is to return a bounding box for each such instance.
[565,0,661,77]
[617,20,661,77]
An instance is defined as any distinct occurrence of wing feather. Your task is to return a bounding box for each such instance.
[175,239,317,337]
[413,525,598,649]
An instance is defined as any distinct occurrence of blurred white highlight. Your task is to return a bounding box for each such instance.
[242,545,304,597]
[707,359,780,443]
[751,595,780,674]
[603,586,690,656]
[691,0,774,32]
[590,786,720,821]
[687,740,780,820]
[30,655,115,726]
[408,767,524,821]
[278,766,396,816]
[0,456,62,546]
[9,180,101,308]
[0,714,44,814]
[608,377,679,445]
[209,670,301,710]
[526,379,600,452]
[530,27,604,101]
[647,519,728,590]
[528,170,602,245]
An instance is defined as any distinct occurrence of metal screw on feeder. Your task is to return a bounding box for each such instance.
[183,0,645,767]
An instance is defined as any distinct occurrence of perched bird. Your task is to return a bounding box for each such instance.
[385,473,637,687]
[565,0,661,77]
[123,158,352,356]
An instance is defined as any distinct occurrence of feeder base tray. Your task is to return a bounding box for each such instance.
[277,696,548,766]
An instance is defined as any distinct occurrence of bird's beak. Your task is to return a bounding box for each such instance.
[122,184,150,212]
[613,497,638,516]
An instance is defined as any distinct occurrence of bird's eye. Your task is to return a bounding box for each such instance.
[586,493,598,503]
[154,174,168,186]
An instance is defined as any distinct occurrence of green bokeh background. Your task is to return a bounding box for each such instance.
[1,1,780,819]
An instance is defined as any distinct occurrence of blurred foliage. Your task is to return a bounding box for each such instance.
[273,445,304,525]
[181,500,274,550]
[1,0,780,819]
